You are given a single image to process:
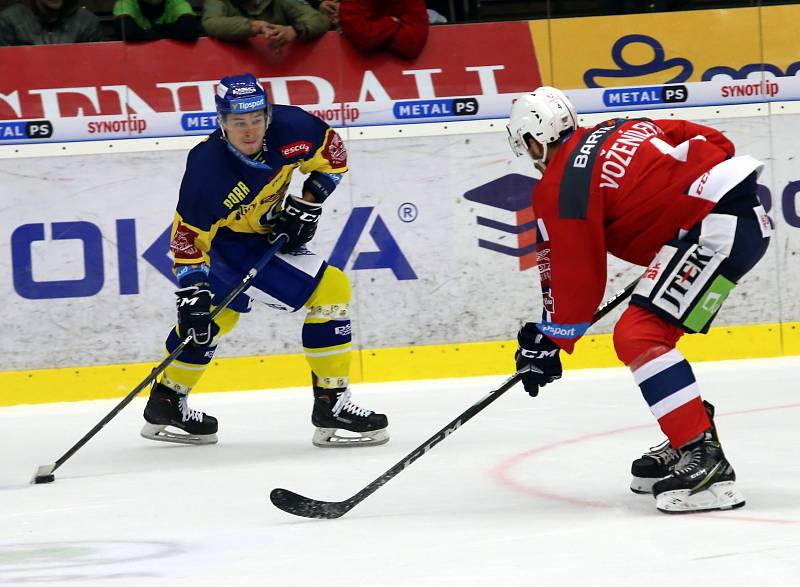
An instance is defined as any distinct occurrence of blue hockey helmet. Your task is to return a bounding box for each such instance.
[215,73,269,116]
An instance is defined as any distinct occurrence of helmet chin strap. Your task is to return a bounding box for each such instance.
[530,128,572,173]
[527,137,549,173]
[532,141,548,170]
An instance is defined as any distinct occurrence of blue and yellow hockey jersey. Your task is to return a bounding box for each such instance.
[169,104,347,281]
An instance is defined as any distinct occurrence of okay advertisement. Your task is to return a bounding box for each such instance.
[2,110,799,372]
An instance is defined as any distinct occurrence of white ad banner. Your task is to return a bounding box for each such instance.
[2,77,800,145]
[1,114,798,371]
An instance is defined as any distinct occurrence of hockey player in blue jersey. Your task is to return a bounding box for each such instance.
[140,73,389,448]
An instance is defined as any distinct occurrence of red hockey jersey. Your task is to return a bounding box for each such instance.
[532,118,762,352]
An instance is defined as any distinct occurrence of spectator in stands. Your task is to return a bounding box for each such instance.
[304,0,338,26]
[202,0,329,49]
[317,0,338,29]
[0,0,104,45]
[338,0,428,60]
[113,0,202,41]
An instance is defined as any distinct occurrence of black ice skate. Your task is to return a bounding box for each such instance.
[630,439,680,494]
[311,382,389,448]
[652,429,745,513]
[630,400,715,494]
[141,382,218,445]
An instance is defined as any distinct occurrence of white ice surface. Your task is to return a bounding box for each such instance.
[1,357,799,586]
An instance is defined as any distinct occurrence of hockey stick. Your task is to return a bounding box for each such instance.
[32,235,288,484]
[270,276,640,518]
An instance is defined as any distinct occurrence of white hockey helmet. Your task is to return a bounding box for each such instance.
[507,87,578,168]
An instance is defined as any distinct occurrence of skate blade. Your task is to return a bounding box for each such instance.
[630,476,660,494]
[656,481,745,513]
[312,427,389,448]
[141,423,218,446]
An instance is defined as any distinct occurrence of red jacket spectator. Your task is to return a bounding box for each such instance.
[338,0,428,60]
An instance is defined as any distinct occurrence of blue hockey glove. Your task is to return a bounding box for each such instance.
[515,323,562,397]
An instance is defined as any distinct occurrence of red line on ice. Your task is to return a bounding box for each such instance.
[491,403,800,524]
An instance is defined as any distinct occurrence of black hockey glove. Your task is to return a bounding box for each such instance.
[175,283,217,346]
[515,323,562,397]
[265,195,322,253]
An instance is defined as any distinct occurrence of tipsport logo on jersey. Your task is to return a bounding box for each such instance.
[463,174,539,271]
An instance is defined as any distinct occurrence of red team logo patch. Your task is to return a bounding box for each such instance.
[323,132,347,169]
[280,141,312,158]
[171,223,202,260]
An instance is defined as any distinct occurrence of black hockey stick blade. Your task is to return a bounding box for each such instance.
[270,276,639,519]
[32,463,56,484]
[270,372,523,519]
[270,488,354,519]
[30,235,288,484]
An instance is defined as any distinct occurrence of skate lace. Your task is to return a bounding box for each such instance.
[673,445,703,475]
[646,439,679,465]
[332,389,372,418]
[178,396,204,423]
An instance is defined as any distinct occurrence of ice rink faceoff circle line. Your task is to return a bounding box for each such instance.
[490,403,800,524]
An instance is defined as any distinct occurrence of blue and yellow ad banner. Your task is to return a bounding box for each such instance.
[531,5,800,89]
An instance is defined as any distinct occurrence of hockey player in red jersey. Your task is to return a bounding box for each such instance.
[506,87,772,513]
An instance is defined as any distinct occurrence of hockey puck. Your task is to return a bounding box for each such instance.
[33,474,55,484]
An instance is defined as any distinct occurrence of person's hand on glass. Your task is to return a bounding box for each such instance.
[264,23,297,48]
[249,19,271,36]
[319,0,340,28]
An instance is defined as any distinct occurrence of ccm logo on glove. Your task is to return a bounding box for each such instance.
[515,323,563,397]
[264,195,322,252]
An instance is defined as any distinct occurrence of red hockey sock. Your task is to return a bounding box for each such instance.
[614,306,710,447]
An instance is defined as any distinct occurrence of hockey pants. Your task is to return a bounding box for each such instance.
[614,174,772,448]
